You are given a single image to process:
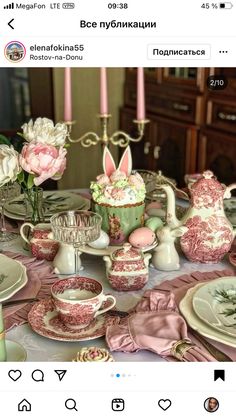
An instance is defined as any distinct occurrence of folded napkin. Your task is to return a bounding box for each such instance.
[3,251,57,331]
[106,290,216,361]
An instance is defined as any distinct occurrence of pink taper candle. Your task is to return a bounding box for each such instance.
[64,67,72,122]
[137,67,145,121]
[100,68,108,115]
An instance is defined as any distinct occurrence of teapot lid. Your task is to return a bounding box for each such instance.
[191,170,225,201]
[111,243,142,261]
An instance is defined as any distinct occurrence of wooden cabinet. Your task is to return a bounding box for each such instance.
[206,98,236,135]
[120,68,236,186]
[120,107,154,170]
[151,118,197,186]
[199,130,236,185]
[0,68,54,135]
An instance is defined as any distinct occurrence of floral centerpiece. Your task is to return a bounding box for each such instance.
[0,118,68,224]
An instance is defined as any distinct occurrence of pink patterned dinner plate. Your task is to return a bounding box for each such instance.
[28,298,119,342]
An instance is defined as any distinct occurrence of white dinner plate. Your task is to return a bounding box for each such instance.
[0,255,24,296]
[192,276,236,338]
[0,266,28,303]
[179,283,236,348]
[5,191,90,221]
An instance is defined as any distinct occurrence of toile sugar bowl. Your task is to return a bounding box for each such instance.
[103,243,151,291]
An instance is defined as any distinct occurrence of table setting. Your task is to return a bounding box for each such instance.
[1,67,236,363]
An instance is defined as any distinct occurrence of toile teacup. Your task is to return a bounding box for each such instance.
[51,277,116,330]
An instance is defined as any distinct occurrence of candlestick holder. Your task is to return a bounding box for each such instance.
[65,114,149,148]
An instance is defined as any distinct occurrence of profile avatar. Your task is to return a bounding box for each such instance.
[4,41,26,63]
[204,397,219,413]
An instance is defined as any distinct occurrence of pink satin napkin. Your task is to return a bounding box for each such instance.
[106,290,216,361]
[2,251,57,331]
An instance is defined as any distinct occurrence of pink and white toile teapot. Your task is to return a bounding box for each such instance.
[161,170,236,263]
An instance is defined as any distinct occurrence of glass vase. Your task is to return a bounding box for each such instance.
[0,181,21,242]
[24,187,45,225]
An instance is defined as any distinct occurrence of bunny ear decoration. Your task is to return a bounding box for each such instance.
[118,146,132,176]
[103,146,116,177]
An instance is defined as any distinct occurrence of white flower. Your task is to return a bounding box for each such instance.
[0,145,21,187]
[22,118,67,147]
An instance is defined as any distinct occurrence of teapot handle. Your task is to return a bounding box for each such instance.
[20,222,35,244]
[224,183,236,199]
[224,183,236,238]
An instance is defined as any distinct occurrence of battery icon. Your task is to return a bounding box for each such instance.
[219,2,233,8]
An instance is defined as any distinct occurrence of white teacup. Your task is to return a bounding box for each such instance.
[51,277,116,330]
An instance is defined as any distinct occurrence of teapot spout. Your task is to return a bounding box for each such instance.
[160,184,182,229]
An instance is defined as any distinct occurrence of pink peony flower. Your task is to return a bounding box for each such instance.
[19,142,67,186]
[96,174,110,186]
[110,170,127,183]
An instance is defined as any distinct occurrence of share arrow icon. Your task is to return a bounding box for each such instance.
[54,370,67,381]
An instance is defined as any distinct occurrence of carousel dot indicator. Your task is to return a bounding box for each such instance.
[116,373,121,378]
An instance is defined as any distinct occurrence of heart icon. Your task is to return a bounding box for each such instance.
[158,399,172,411]
[8,370,22,382]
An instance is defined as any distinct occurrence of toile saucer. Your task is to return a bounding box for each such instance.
[28,298,119,342]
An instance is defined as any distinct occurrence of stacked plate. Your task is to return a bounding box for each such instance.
[0,255,28,302]
[179,276,236,348]
[4,191,90,222]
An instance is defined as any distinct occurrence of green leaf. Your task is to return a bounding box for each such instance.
[17,170,25,184]
[0,134,11,146]
[27,174,35,189]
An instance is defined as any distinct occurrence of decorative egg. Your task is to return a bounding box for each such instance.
[145,217,164,232]
[88,230,110,249]
[129,227,155,249]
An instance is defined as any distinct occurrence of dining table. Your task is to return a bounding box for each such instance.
[3,189,236,362]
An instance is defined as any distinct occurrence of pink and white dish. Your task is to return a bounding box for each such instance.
[51,277,116,330]
[162,170,236,263]
[20,222,59,261]
[28,298,119,341]
[103,243,151,291]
